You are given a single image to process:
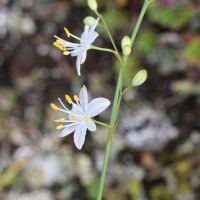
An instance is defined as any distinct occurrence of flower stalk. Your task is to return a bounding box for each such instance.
[96,0,149,200]
[91,119,112,129]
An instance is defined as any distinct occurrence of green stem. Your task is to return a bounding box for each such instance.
[90,45,116,54]
[96,1,149,200]
[121,85,133,96]
[91,119,112,129]
[95,11,122,63]
[90,45,121,61]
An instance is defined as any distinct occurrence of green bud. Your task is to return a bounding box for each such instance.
[88,0,97,11]
[123,45,131,56]
[132,70,147,86]
[83,16,96,27]
[121,36,131,49]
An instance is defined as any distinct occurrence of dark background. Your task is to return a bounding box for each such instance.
[0,0,200,199]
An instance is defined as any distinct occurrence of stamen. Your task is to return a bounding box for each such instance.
[72,115,76,121]
[71,102,86,115]
[56,39,63,44]
[54,118,65,122]
[54,35,85,46]
[69,33,86,43]
[63,51,69,55]
[65,95,72,104]
[62,47,67,51]
[64,27,70,37]
[74,95,79,101]
[53,42,63,51]
[58,98,69,111]
[51,103,58,110]
[56,124,63,129]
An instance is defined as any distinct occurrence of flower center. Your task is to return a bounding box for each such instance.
[86,44,91,50]
[84,116,89,121]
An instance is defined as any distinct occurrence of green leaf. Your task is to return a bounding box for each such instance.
[147,2,195,30]
[184,37,200,65]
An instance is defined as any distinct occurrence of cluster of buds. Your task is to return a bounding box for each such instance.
[121,36,131,56]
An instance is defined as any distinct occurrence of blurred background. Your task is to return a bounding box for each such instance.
[0,0,200,199]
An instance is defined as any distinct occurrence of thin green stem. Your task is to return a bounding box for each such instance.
[96,65,123,200]
[95,11,122,63]
[90,45,121,61]
[90,45,116,54]
[121,85,133,96]
[91,119,112,129]
[96,1,149,200]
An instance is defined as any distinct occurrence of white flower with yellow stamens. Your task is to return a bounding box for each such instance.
[51,85,110,150]
[53,18,99,76]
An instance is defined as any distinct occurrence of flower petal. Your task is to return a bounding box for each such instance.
[69,104,85,121]
[87,118,96,132]
[89,18,98,32]
[86,31,99,44]
[74,122,87,149]
[81,50,87,64]
[59,123,80,137]
[76,51,83,76]
[79,86,88,113]
[88,97,110,117]
[81,25,89,42]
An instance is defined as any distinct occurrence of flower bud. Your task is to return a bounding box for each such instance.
[132,70,147,86]
[88,0,97,11]
[123,45,131,56]
[83,16,96,27]
[121,36,131,50]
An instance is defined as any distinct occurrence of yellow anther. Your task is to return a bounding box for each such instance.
[56,124,63,129]
[72,115,76,121]
[65,95,72,104]
[51,103,58,110]
[62,47,67,51]
[64,27,70,37]
[63,51,69,55]
[56,39,63,44]
[54,118,65,122]
[95,128,97,131]
[74,95,79,101]
[53,42,63,50]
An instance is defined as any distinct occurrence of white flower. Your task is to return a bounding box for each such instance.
[53,18,99,76]
[51,85,110,150]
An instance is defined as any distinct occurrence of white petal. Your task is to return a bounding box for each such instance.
[59,123,80,137]
[89,18,98,32]
[86,118,96,132]
[76,51,83,76]
[81,25,89,42]
[81,50,87,64]
[69,104,85,120]
[71,51,80,57]
[86,31,99,44]
[79,86,88,113]
[88,97,110,117]
[74,122,87,150]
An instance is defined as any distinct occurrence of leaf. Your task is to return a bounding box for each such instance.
[147,2,195,30]
[184,37,200,66]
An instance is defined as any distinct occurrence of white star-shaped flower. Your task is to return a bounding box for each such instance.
[53,18,99,76]
[51,85,110,150]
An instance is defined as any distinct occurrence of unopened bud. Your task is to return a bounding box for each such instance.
[123,45,131,56]
[83,16,96,27]
[88,0,97,11]
[132,70,147,86]
[121,36,131,50]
